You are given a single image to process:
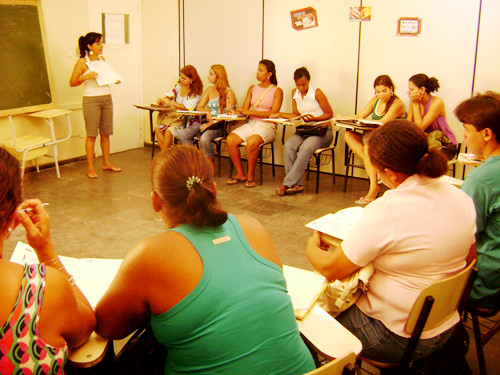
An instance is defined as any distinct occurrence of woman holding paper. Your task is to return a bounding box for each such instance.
[70,32,122,179]
[225,59,283,188]
[306,120,476,364]
[154,65,203,151]
[272,67,334,196]
[0,147,96,373]
[195,64,236,167]
[340,75,406,204]
[95,145,314,374]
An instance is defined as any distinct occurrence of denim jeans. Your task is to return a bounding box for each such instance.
[176,122,202,146]
[336,305,455,363]
[199,127,224,157]
[283,128,333,187]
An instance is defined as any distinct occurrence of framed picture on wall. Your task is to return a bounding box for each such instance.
[398,17,421,36]
[290,7,318,31]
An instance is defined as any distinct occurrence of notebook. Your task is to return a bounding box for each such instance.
[283,265,327,320]
[305,206,364,242]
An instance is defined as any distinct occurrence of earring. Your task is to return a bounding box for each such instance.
[154,212,163,222]
[89,50,94,56]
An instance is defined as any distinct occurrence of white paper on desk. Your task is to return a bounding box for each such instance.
[10,242,122,308]
[216,114,246,119]
[177,110,206,115]
[263,117,301,123]
[458,153,483,164]
[305,207,364,241]
[87,60,124,86]
[283,265,327,320]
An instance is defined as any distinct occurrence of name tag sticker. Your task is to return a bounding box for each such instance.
[212,236,231,245]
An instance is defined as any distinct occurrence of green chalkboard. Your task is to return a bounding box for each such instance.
[0,1,55,116]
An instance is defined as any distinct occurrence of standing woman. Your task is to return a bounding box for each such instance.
[70,32,121,179]
[273,67,334,196]
[407,73,458,160]
[195,64,236,167]
[226,59,283,188]
[155,65,203,151]
[341,75,406,204]
[0,148,95,373]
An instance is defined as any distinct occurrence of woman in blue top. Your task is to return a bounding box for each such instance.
[195,65,237,168]
[339,75,406,204]
[95,145,314,375]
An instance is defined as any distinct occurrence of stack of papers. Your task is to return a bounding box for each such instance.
[305,207,364,241]
[283,265,327,320]
[10,242,122,308]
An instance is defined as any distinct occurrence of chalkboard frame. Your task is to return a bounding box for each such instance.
[0,0,56,116]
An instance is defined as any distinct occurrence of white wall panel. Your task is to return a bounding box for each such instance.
[473,0,500,94]
[358,0,480,142]
[183,0,263,105]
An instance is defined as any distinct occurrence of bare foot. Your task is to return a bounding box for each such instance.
[102,165,122,172]
[88,170,98,179]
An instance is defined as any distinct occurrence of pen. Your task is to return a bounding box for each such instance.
[18,203,50,213]
[225,105,237,112]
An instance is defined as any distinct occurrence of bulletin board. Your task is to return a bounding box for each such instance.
[0,0,56,116]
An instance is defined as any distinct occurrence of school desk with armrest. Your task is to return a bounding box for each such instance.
[4,109,72,179]
[134,104,173,158]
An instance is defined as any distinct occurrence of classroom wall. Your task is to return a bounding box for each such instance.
[1,0,499,177]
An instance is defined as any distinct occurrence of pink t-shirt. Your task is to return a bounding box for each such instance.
[342,175,476,338]
[250,84,278,120]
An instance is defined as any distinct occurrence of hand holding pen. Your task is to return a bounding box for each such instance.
[16,200,53,253]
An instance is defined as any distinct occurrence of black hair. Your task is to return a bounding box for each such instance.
[259,59,278,85]
[78,32,103,58]
[294,67,310,81]
[409,74,440,93]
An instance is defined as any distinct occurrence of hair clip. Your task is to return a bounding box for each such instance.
[186,176,202,191]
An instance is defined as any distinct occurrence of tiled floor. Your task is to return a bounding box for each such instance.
[4,147,498,374]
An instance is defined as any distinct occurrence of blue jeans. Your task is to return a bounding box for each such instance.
[176,122,201,146]
[283,128,333,187]
[336,305,455,363]
[199,127,224,157]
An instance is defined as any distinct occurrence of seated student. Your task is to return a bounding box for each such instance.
[195,64,236,168]
[154,65,203,151]
[0,148,95,373]
[272,67,334,196]
[306,121,476,363]
[455,92,500,310]
[226,59,283,188]
[95,146,315,374]
[340,75,406,204]
[407,73,458,160]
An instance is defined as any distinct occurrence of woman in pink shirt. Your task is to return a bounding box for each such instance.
[226,60,283,188]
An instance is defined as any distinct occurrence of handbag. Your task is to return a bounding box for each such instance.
[156,111,184,131]
[318,263,374,317]
[295,124,329,138]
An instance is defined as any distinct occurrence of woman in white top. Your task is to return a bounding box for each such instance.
[272,67,333,196]
[339,75,406,204]
[306,120,476,363]
[70,32,121,179]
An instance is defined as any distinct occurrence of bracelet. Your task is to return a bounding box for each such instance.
[44,257,60,266]
[67,275,76,287]
[57,265,65,272]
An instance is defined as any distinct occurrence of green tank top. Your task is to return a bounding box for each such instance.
[150,214,314,374]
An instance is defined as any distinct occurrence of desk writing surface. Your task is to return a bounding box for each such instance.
[134,104,173,112]
[26,109,72,119]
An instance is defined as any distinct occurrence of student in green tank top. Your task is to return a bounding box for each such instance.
[95,145,315,374]
[338,75,406,205]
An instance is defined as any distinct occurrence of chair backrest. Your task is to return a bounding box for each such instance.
[304,352,357,375]
[406,260,477,334]
[330,120,340,147]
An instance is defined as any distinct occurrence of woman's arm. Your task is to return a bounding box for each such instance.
[306,231,360,281]
[95,242,152,339]
[69,58,97,87]
[226,88,237,112]
[16,200,95,348]
[273,88,301,119]
[240,87,284,118]
[303,89,333,122]
[410,95,445,131]
[379,98,406,124]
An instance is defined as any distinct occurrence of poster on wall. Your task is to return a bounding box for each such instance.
[397,17,421,36]
[349,7,371,22]
[290,7,318,31]
[102,13,129,44]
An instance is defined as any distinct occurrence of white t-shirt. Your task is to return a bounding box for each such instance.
[342,174,476,338]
